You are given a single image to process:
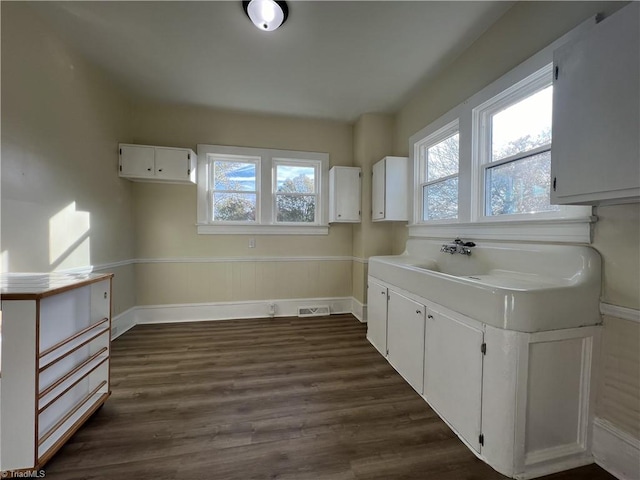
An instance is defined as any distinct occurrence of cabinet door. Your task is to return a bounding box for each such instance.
[155,147,192,181]
[119,145,154,178]
[333,167,361,222]
[551,3,639,204]
[372,159,386,220]
[424,306,483,452]
[366,280,388,356]
[387,290,425,393]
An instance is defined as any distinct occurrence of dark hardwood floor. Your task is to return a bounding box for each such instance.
[43,315,615,479]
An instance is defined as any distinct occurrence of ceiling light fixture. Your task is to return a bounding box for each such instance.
[242,0,288,32]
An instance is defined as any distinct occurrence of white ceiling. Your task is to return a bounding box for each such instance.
[30,1,513,122]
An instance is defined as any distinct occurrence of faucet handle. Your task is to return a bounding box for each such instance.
[463,241,476,247]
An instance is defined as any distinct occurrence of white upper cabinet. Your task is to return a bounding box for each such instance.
[551,3,639,205]
[329,166,361,223]
[119,144,197,184]
[372,156,409,221]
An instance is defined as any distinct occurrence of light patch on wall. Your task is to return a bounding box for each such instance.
[0,251,9,275]
[49,202,91,271]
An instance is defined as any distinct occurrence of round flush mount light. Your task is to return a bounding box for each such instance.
[242,0,288,32]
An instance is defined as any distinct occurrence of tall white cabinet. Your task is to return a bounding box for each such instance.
[0,273,113,471]
[329,166,361,223]
[551,2,639,205]
[372,156,409,221]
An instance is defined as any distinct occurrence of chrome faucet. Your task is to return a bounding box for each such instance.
[441,238,476,256]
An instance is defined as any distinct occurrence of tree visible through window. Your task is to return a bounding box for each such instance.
[212,159,258,221]
[275,163,318,223]
[418,125,459,222]
[484,84,559,216]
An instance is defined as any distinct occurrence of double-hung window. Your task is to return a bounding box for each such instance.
[211,155,260,222]
[476,65,559,218]
[197,145,329,234]
[416,121,459,222]
[274,160,320,224]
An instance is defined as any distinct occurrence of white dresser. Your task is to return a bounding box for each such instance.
[0,273,113,471]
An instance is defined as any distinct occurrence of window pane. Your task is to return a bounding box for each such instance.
[485,151,559,216]
[213,161,256,191]
[426,133,459,182]
[492,86,552,161]
[276,165,315,193]
[276,195,316,223]
[423,178,458,221]
[213,193,256,221]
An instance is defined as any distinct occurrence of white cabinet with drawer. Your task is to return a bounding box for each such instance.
[0,273,113,471]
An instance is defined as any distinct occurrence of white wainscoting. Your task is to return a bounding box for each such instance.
[593,418,640,480]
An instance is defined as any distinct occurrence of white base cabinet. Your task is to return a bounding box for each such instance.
[367,275,601,479]
[387,290,425,393]
[119,144,197,184]
[366,280,388,356]
[0,273,113,471]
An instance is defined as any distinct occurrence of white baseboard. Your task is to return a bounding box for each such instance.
[351,298,367,323]
[133,297,353,325]
[593,417,640,480]
[111,307,137,339]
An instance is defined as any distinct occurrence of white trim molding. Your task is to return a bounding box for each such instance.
[593,417,640,480]
[111,307,137,339]
[600,303,640,324]
[351,298,367,323]
[136,255,353,264]
[196,224,329,235]
[408,216,594,243]
[134,297,353,324]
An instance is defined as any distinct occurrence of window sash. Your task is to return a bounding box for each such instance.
[209,156,260,223]
[273,159,321,225]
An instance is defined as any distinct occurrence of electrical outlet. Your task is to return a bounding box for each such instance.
[248,238,256,248]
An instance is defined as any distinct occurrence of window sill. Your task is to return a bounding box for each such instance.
[407,216,596,243]
[197,224,329,235]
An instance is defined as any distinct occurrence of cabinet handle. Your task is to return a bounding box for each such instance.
[147,168,152,171]
[427,314,434,319]
[416,310,422,314]
[381,291,386,295]
[104,292,108,299]
[158,168,163,172]
[338,214,342,217]
[379,212,383,215]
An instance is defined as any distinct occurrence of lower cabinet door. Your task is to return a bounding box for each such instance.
[366,280,388,356]
[424,305,483,452]
[387,290,425,393]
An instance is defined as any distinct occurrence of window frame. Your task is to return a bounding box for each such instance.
[209,154,261,224]
[408,16,596,243]
[414,119,460,224]
[272,158,322,225]
[473,64,563,222]
[196,145,329,235]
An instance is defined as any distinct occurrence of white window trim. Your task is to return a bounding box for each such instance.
[209,153,261,225]
[197,144,329,235]
[414,119,460,224]
[408,15,597,243]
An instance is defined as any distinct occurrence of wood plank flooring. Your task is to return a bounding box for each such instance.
[43,315,615,480]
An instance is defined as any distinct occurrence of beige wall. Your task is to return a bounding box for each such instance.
[129,103,355,304]
[0,3,136,315]
[393,0,638,440]
[351,113,397,304]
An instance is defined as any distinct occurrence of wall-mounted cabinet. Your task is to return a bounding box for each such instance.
[551,3,639,205]
[119,144,197,184]
[372,156,408,221]
[329,166,361,223]
[0,273,113,471]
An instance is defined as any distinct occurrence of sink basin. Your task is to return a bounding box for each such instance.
[368,239,601,332]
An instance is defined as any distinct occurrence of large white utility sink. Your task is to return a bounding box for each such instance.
[369,239,601,332]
